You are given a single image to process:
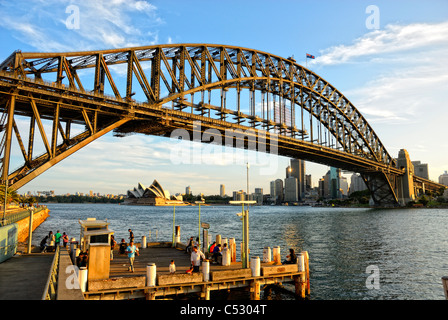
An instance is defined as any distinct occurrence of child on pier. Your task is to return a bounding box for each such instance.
[169,260,176,274]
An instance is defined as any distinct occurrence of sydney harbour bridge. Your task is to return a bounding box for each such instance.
[0,44,445,206]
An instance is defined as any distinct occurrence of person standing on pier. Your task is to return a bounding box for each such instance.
[55,230,62,247]
[125,240,139,272]
[128,229,134,243]
[190,246,205,273]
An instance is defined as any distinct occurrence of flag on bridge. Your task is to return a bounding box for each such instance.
[306,53,315,59]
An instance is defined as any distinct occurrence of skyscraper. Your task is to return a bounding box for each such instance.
[220,184,225,197]
[284,176,299,202]
[289,159,305,200]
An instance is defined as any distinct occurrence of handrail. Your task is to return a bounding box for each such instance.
[42,245,60,300]
[1,206,45,227]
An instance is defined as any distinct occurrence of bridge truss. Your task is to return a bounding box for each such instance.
[0,44,441,205]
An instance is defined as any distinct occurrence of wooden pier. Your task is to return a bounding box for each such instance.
[82,242,310,300]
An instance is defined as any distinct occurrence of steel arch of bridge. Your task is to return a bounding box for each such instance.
[0,44,404,205]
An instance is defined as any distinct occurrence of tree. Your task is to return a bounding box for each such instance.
[0,185,20,205]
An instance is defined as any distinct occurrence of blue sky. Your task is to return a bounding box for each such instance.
[0,0,447,196]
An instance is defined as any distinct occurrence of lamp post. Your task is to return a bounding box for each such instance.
[171,204,176,247]
[229,200,256,268]
[2,179,8,226]
[195,199,205,247]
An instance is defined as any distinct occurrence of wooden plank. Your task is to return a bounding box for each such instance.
[210,268,251,281]
[157,273,203,286]
[262,264,298,276]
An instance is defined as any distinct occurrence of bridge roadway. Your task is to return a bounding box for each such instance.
[0,250,54,300]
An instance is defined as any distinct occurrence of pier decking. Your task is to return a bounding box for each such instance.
[83,242,309,300]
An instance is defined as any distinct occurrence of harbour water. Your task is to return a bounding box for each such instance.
[32,203,448,300]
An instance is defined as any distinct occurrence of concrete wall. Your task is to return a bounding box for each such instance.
[15,208,50,242]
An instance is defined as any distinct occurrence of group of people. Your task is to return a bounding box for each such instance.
[108,228,139,272]
[39,230,69,253]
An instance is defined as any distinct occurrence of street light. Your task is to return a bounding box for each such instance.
[195,199,205,247]
[171,204,176,247]
[229,200,256,268]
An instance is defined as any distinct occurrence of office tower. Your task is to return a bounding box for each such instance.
[290,159,305,200]
[220,184,225,197]
[439,171,448,186]
[284,176,299,202]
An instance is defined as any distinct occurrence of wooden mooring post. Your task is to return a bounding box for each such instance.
[442,276,448,299]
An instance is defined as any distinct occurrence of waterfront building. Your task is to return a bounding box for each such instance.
[233,190,245,201]
[125,180,187,206]
[275,179,284,204]
[186,186,192,195]
[284,177,299,202]
[289,159,306,200]
[253,188,263,205]
[220,184,225,197]
[349,173,367,194]
[412,161,429,179]
[439,171,448,186]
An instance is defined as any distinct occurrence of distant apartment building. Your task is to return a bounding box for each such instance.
[270,179,284,204]
[284,176,299,202]
[412,161,429,179]
[220,184,225,197]
[290,159,306,200]
[439,171,448,186]
[233,190,246,201]
[349,173,367,194]
[186,186,192,195]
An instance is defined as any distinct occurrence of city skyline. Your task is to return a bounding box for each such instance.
[1,1,447,196]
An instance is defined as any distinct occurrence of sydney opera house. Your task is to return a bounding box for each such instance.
[124,180,187,206]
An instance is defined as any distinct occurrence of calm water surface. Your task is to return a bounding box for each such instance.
[32,203,448,300]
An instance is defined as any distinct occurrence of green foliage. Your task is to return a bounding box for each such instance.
[37,194,124,204]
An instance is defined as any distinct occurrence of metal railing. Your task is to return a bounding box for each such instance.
[1,206,45,226]
[42,245,60,300]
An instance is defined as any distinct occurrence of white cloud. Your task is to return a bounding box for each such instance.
[0,0,162,51]
[312,21,448,66]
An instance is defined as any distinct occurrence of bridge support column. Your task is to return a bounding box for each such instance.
[396,149,415,206]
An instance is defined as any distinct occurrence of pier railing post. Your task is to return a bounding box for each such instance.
[442,276,448,300]
[302,251,310,295]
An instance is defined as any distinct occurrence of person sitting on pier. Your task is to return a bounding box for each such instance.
[212,244,222,264]
[208,241,216,254]
[190,246,205,273]
[283,248,297,265]
[119,239,127,255]
[186,236,194,253]
[40,236,48,253]
[169,260,176,274]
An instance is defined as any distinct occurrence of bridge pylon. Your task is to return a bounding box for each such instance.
[396,149,416,206]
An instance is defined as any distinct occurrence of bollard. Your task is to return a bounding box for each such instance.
[222,247,230,266]
[202,260,210,282]
[146,263,157,287]
[72,248,80,264]
[273,246,281,265]
[78,267,88,292]
[229,238,236,262]
[175,226,181,244]
[142,236,147,249]
[216,234,222,246]
[251,256,260,277]
[297,253,305,271]
[263,247,271,263]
